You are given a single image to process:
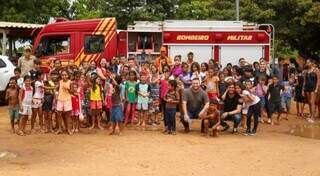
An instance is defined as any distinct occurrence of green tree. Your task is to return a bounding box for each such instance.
[70,0,103,19]
[0,0,70,24]
[268,0,320,59]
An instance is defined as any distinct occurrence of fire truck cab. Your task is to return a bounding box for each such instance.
[33,18,117,72]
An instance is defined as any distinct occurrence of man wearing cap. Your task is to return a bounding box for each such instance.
[155,46,173,72]
[18,46,36,76]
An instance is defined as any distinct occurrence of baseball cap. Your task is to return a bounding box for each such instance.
[24,46,32,51]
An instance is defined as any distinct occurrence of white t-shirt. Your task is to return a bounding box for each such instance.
[33,81,44,99]
[242,90,260,107]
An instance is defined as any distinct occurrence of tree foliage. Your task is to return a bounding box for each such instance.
[0,0,70,24]
[1,0,319,59]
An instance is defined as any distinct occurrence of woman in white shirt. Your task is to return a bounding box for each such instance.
[243,80,261,136]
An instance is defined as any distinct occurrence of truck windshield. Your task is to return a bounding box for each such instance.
[36,35,70,57]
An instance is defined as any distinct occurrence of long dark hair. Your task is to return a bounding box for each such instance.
[91,73,100,91]
[168,79,177,90]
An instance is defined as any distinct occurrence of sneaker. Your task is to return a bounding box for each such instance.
[171,131,176,135]
[162,129,168,133]
[267,118,272,124]
[244,129,251,136]
[222,125,230,132]
[232,128,238,134]
[307,118,315,123]
[250,130,257,136]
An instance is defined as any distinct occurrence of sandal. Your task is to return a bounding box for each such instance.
[17,131,26,136]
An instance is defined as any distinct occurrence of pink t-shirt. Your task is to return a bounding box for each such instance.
[160,79,169,99]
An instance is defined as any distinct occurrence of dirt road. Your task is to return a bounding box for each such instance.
[0,106,320,176]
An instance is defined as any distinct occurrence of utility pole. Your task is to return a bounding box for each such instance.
[236,0,240,21]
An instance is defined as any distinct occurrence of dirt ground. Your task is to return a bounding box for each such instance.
[1,105,320,176]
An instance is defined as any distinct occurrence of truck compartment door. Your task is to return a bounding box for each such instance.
[220,45,263,67]
[168,45,213,64]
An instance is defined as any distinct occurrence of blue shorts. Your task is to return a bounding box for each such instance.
[9,106,19,121]
[259,97,266,108]
[281,97,291,111]
[111,105,123,122]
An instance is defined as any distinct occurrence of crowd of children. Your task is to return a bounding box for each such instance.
[6,51,320,137]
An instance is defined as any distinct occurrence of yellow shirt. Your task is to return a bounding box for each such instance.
[58,80,71,101]
[90,85,102,101]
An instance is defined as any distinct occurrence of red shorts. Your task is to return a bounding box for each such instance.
[207,92,218,100]
[90,100,102,110]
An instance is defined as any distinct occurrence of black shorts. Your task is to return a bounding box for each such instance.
[268,101,283,114]
[201,119,218,132]
[42,94,54,112]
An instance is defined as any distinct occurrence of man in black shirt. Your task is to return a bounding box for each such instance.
[220,83,242,133]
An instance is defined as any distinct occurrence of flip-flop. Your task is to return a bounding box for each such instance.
[17,131,26,136]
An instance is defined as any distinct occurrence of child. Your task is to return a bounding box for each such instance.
[200,62,208,82]
[190,62,201,82]
[81,73,91,127]
[14,67,24,88]
[201,99,221,137]
[42,72,56,133]
[50,70,60,130]
[163,80,180,135]
[205,67,220,101]
[171,55,183,78]
[105,77,114,124]
[124,71,138,126]
[149,64,161,125]
[281,81,293,120]
[110,76,124,135]
[218,72,227,97]
[136,74,150,129]
[89,73,104,130]
[28,59,42,83]
[56,70,73,135]
[18,75,33,136]
[178,62,192,89]
[267,76,284,125]
[234,83,246,129]
[71,83,81,133]
[294,70,305,117]
[31,73,44,133]
[160,70,170,132]
[243,80,261,136]
[6,77,19,133]
[254,76,268,122]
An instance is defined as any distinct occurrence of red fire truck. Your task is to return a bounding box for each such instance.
[33,18,273,71]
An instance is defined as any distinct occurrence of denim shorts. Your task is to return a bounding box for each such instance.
[281,97,291,110]
[111,105,123,122]
[9,106,19,121]
[259,96,266,108]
